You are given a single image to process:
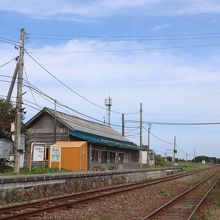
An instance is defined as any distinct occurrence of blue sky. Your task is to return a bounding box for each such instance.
[1,0,220,159]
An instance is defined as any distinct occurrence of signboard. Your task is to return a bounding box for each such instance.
[29,142,47,172]
[50,146,61,170]
[33,145,45,161]
[51,146,61,162]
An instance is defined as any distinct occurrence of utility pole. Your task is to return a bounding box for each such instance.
[105,96,112,125]
[139,102,143,168]
[14,28,25,174]
[54,100,57,143]
[122,113,125,136]
[173,136,176,165]
[147,124,151,165]
[186,152,188,162]
[6,61,19,103]
[194,149,196,163]
[140,102,143,147]
[165,149,168,166]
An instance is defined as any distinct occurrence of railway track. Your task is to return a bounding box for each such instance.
[0,168,213,220]
[141,169,220,220]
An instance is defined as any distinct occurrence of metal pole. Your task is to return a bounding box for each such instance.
[14,28,25,174]
[54,99,57,143]
[108,97,111,125]
[122,113,125,136]
[194,149,196,163]
[165,149,168,166]
[6,62,19,103]
[173,136,176,165]
[140,102,143,147]
[147,124,151,165]
[139,102,143,168]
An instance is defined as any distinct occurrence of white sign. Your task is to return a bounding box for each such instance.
[33,145,45,161]
[51,146,61,162]
[141,151,148,164]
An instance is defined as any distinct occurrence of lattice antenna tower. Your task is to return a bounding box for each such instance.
[105,96,112,125]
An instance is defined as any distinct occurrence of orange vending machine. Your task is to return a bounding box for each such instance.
[49,141,88,171]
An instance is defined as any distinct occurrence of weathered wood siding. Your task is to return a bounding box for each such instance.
[27,112,69,146]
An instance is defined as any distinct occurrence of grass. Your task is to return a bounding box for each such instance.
[178,162,214,172]
[159,189,170,197]
[0,165,71,175]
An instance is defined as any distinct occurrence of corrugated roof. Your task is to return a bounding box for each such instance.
[46,108,131,143]
[26,107,134,144]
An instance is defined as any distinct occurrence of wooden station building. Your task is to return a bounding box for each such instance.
[25,108,139,171]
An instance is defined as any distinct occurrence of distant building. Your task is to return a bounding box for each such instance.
[25,108,139,171]
[141,145,155,166]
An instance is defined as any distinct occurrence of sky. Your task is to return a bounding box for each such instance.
[1,0,220,159]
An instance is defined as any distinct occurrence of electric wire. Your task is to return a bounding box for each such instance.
[27,43,220,54]
[0,39,19,46]
[149,131,173,145]
[127,120,220,126]
[0,57,18,68]
[23,65,39,107]
[22,77,138,129]
[24,49,138,115]
[28,31,220,38]
[23,98,138,141]
[0,36,19,44]
[28,35,220,42]
[0,79,11,83]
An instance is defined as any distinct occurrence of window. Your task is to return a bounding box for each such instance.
[109,152,116,163]
[101,151,107,163]
[118,153,124,163]
[92,150,99,162]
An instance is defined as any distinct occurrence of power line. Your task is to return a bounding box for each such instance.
[27,43,220,54]
[0,79,11,83]
[0,36,19,44]
[0,57,18,68]
[148,131,173,145]
[24,49,138,115]
[126,120,220,126]
[125,133,140,137]
[23,98,137,140]
[28,31,220,38]
[22,77,138,129]
[23,65,39,107]
[0,39,18,46]
[28,35,220,42]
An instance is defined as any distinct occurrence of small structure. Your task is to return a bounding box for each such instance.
[141,145,155,166]
[0,140,13,160]
[25,108,139,171]
[49,141,88,171]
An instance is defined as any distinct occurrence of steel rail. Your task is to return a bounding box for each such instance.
[141,171,219,220]
[187,175,220,220]
[0,171,186,213]
[0,168,213,220]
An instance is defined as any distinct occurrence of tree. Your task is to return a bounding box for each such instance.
[155,154,166,166]
[0,98,15,140]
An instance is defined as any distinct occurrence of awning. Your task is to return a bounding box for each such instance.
[69,130,139,151]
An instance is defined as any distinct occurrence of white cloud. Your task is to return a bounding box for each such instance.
[1,0,220,20]
[1,39,220,156]
[152,24,171,32]
[18,40,220,120]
